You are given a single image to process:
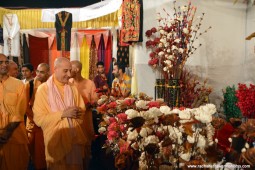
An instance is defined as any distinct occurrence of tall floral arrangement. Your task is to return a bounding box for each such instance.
[236,83,255,118]
[97,93,222,169]
[146,1,211,79]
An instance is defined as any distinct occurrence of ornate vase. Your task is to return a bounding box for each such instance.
[155,79,165,99]
[167,79,180,108]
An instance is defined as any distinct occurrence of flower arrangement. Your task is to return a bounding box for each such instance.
[236,83,255,118]
[97,93,222,169]
[146,1,211,79]
[223,85,242,121]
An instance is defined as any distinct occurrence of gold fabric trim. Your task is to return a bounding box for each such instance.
[0,8,118,29]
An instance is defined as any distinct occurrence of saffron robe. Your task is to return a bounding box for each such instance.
[33,77,86,169]
[0,76,29,170]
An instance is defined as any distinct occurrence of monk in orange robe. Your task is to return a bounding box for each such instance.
[0,53,29,170]
[70,60,98,170]
[25,63,50,170]
[33,57,87,170]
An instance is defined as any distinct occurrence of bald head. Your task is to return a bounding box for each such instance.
[38,63,50,72]
[0,54,9,75]
[54,57,72,84]
[36,63,50,82]
[8,60,19,78]
[71,60,82,71]
[54,57,70,69]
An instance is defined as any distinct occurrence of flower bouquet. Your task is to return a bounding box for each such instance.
[97,93,223,169]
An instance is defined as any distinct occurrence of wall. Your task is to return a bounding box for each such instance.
[134,0,248,107]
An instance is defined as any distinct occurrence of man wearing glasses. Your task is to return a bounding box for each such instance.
[0,53,29,170]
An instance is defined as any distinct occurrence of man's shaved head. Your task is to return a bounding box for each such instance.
[71,60,82,71]
[54,57,70,69]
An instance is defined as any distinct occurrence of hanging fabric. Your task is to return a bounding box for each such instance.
[23,34,30,63]
[28,34,49,69]
[105,30,112,74]
[55,11,72,58]
[70,32,80,61]
[49,37,61,74]
[80,35,90,79]
[117,30,129,67]
[107,58,114,88]
[3,13,20,58]
[0,25,3,45]
[97,33,105,63]
[89,35,98,80]
[121,0,143,43]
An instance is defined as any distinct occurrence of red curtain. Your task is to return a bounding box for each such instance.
[28,34,49,69]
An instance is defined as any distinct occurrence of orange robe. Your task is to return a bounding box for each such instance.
[33,77,86,170]
[69,78,98,169]
[0,76,29,170]
[25,78,46,170]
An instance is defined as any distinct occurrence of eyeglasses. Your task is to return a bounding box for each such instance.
[0,60,9,65]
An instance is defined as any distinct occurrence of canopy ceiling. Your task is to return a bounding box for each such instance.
[0,0,101,9]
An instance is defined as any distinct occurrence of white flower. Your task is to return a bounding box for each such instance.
[158,51,164,56]
[177,16,183,21]
[174,39,181,43]
[245,143,250,149]
[180,152,191,161]
[136,100,149,109]
[144,135,159,146]
[181,6,188,12]
[169,126,183,144]
[127,129,138,141]
[205,104,217,115]
[163,67,168,72]
[167,33,172,38]
[171,45,178,50]
[168,55,174,60]
[166,49,171,53]
[160,105,171,115]
[164,60,171,65]
[197,135,206,149]
[187,135,195,143]
[164,42,169,47]
[170,108,180,114]
[159,29,165,35]
[241,148,246,153]
[228,138,232,143]
[215,138,218,143]
[194,109,212,123]
[125,109,139,119]
[179,109,191,120]
[98,127,106,133]
[179,48,184,54]
[158,43,163,48]
[183,28,189,34]
[140,127,153,138]
[160,38,166,44]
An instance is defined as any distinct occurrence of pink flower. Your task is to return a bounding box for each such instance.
[107,131,119,141]
[119,124,126,132]
[124,98,135,106]
[117,113,128,123]
[119,141,130,154]
[109,117,117,123]
[108,122,118,131]
[108,102,117,109]
[147,101,160,108]
[97,104,108,113]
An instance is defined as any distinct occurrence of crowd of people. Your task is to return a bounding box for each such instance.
[0,53,131,170]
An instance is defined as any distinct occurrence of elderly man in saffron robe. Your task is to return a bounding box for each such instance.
[69,60,98,170]
[0,53,29,170]
[33,57,87,170]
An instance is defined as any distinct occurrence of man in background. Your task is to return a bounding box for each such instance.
[70,60,98,170]
[94,61,109,96]
[111,63,131,98]
[33,57,86,169]
[22,63,34,83]
[26,63,50,170]
[0,53,29,170]
[8,60,19,78]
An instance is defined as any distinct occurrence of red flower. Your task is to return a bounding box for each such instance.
[150,52,156,58]
[108,101,117,109]
[109,117,117,123]
[97,104,108,113]
[146,40,153,47]
[117,113,128,123]
[146,30,152,37]
[151,27,157,33]
[147,101,161,108]
[124,98,135,106]
[107,131,119,141]
[108,122,118,131]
